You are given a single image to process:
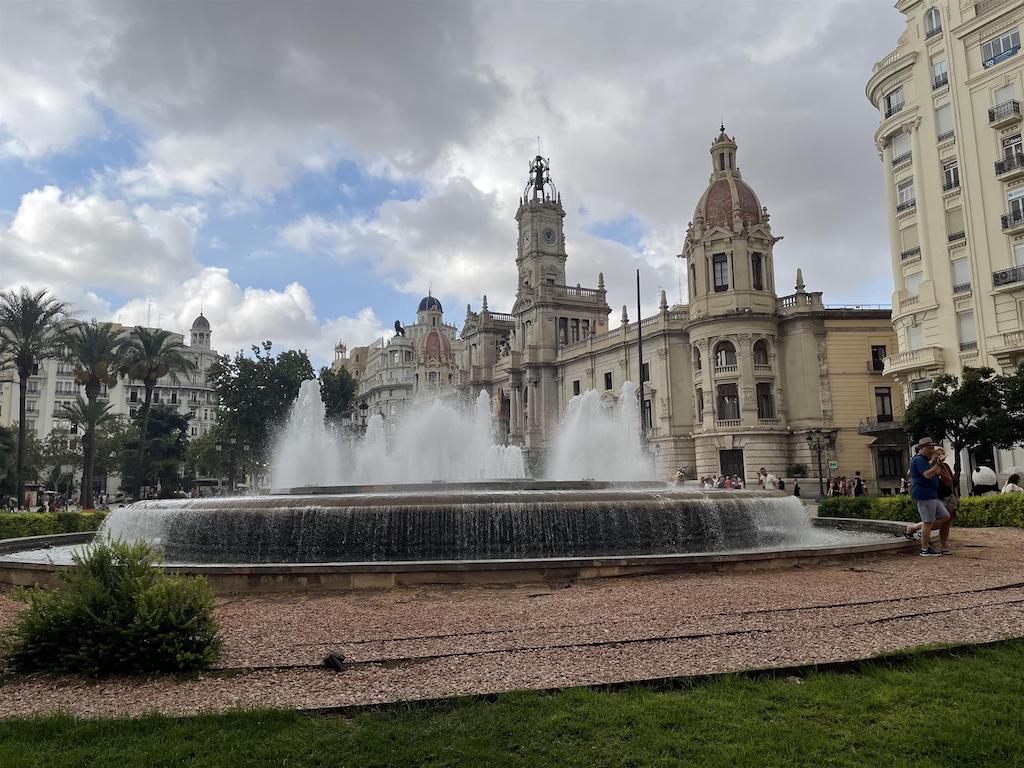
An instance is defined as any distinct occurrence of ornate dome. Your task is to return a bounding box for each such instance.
[418,328,453,361]
[191,313,211,331]
[418,295,443,313]
[692,127,764,231]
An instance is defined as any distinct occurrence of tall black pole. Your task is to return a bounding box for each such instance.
[636,269,646,443]
[817,444,825,497]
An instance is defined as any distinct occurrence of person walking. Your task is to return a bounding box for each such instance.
[853,471,865,497]
[907,437,951,556]
[1002,473,1024,494]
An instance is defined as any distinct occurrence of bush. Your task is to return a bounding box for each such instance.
[0,512,106,540]
[1,540,220,676]
[817,494,1024,528]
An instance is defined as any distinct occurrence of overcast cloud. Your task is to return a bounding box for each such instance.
[0,0,904,362]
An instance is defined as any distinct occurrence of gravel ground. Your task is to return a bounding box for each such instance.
[1,528,1022,719]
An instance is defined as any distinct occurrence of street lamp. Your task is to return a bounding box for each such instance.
[805,429,836,497]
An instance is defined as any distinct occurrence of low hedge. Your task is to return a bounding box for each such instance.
[0,512,107,541]
[818,494,1024,528]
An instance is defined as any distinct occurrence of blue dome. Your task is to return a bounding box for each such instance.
[418,295,442,313]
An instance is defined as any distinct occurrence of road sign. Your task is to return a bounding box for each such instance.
[827,460,839,470]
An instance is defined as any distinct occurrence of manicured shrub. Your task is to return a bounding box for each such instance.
[817,494,1024,528]
[0,512,106,540]
[1,540,220,676]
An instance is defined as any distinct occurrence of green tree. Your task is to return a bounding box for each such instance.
[183,427,229,484]
[207,341,314,480]
[56,396,116,507]
[113,327,195,499]
[119,405,190,497]
[92,416,135,498]
[38,428,81,500]
[319,365,357,423]
[0,288,73,507]
[903,367,1006,487]
[65,321,124,505]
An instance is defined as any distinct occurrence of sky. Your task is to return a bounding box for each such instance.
[0,0,906,366]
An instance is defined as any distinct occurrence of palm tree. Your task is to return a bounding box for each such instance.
[56,397,115,506]
[113,327,194,499]
[66,321,124,506]
[0,288,73,508]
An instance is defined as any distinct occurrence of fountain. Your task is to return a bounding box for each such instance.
[0,380,912,591]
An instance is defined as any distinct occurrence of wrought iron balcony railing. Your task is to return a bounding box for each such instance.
[885,103,904,119]
[1001,211,1024,231]
[993,264,1024,287]
[900,246,921,261]
[892,151,912,166]
[989,100,1021,123]
[933,72,949,89]
[896,198,917,213]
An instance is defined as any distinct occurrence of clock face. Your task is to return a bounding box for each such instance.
[542,227,556,245]
[522,230,531,245]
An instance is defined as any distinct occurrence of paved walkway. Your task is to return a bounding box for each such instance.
[2,528,1023,719]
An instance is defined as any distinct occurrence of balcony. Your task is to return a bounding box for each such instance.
[858,416,903,436]
[896,198,916,214]
[943,179,960,192]
[992,329,1024,366]
[995,152,1024,181]
[925,25,942,39]
[960,341,979,352]
[1001,210,1024,235]
[714,365,738,376]
[989,100,1022,128]
[885,103,905,119]
[948,231,966,244]
[900,245,921,262]
[937,130,955,143]
[892,151,912,166]
[953,282,972,294]
[993,264,1024,287]
[932,72,949,90]
[715,419,742,429]
[883,346,944,377]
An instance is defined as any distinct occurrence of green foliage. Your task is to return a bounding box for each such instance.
[817,494,1024,527]
[183,428,229,480]
[318,365,357,423]
[0,512,107,539]
[1,540,220,676]
[207,341,315,472]
[119,406,190,497]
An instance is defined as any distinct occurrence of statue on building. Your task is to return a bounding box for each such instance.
[394,320,405,337]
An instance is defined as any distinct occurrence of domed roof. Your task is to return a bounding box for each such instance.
[417,328,453,360]
[418,295,443,313]
[191,313,210,331]
[696,178,763,230]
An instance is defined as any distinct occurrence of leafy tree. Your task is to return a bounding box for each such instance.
[56,396,116,507]
[38,428,81,499]
[65,321,124,505]
[183,427,230,483]
[113,327,194,498]
[319,365,357,423]
[0,288,73,507]
[903,367,1007,487]
[119,406,190,498]
[207,341,314,479]
[92,416,135,497]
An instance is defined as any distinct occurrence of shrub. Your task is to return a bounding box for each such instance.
[817,494,1024,528]
[0,512,106,541]
[1,540,220,676]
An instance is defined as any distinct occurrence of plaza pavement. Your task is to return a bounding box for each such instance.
[1,527,1023,719]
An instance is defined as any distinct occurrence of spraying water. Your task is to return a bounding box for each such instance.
[270,380,347,488]
[547,381,655,481]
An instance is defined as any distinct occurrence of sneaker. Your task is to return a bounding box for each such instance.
[919,547,941,557]
[913,531,922,541]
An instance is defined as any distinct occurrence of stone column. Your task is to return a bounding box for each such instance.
[738,333,756,422]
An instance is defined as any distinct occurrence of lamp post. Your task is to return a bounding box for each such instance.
[215,435,251,494]
[805,429,836,497]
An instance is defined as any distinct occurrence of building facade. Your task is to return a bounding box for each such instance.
[343,134,906,492]
[866,0,1024,471]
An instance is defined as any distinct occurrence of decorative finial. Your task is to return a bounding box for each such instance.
[795,268,805,292]
[720,121,725,133]
[621,305,629,326]
[482,294,489,311]
[598,272,605,290]
[660,289,668,312]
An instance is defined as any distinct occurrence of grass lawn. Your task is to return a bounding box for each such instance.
[2,642,1023,768]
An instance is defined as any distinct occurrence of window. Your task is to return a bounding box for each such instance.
[892,131,911,162]
[932,57,948,88]
[641,362,650,383]
[570,318,580,343]
[693,347,702,371]
[581,319,590,339]
[642,399,652,430]
[884,88,904,117]
[982,28,1020,68]
[751,253,764,291]
[942,159,959,190]
[952,258,971,291]
[935,103,954,140]
[572,380,581,396]
[428,371,438,384]
[957,310,977,349]
[130,390,138,403]
[907,324,924,351]
[911,379,933,399]
[897,178,915,206]
[716,383,740,421]
[558,317,568,345]
[712,253,729,292]
[1010,187,1024,220]
[1015,242,1024,266]
[714,340,737,368]
[905,272,923,297]
[995,82,1018,107]
[901,224,919,252]
[946,207,964,239]
[875,387,894,422]
[924,6,941,37]
[756,383,774,419]
[695,387,704,420]
[720,449,744,477]
[753,339,769,366]
[878,451,904,478]
[719,152,726,171]
[389,403,397,415]
[870,345,887,372]
[170,392,178,404]
[604,372,613,390]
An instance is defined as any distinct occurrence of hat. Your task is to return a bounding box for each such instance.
[915,436,936,448]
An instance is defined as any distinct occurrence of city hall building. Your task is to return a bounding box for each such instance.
[338,130,904,491]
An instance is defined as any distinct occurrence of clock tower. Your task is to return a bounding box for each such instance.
[515,155,567,291]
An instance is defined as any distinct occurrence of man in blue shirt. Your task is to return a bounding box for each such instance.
[909,436,951,556]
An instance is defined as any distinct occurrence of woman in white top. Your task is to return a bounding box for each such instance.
[1001,473,1024,494]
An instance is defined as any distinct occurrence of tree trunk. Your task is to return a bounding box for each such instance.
[80,379,100,507]
[134,382,154,499]
[16,370,28,509]
[952,440,963,494]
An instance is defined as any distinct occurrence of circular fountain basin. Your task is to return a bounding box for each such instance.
[0,482,914,592]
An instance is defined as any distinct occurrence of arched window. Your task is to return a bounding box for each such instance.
[753,339,769,366]
[693,346,702,371]
[714,341,737,368]
[924,7,941,37]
